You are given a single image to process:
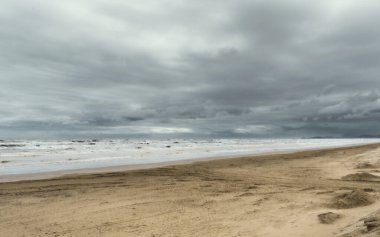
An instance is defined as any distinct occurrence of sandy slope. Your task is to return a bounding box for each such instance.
[1,143,380,236]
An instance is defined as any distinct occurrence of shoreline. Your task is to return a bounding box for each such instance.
[1,143,380,236]
[1,142,378,183]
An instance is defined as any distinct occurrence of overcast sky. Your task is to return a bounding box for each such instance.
[1,0,380,139]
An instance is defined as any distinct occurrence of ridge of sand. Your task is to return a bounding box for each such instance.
[1,143,380,237]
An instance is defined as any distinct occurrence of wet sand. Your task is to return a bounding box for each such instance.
[1,143,380,236]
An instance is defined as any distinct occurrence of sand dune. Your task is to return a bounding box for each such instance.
[1,143,380,236]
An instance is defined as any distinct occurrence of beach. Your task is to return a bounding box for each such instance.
[4,0,380,236]
[1,143,380,236]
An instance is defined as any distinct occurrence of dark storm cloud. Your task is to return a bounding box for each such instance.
[1,0,380,138]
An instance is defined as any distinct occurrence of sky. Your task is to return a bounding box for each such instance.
[1,0,380,139]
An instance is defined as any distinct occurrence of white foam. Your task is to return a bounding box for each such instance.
[0,139,379,176]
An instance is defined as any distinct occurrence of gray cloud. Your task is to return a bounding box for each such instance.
[1,0,380,139]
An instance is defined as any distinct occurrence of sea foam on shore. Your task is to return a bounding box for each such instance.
[0,139,379,176]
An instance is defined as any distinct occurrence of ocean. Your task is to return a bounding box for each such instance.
[1,138,379,177]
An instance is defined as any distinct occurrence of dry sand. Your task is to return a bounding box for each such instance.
[2,143,380,237]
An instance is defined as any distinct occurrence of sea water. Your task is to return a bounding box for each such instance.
[0,139,379,176]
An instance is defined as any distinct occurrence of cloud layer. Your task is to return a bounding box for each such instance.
[1,0,380,138]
